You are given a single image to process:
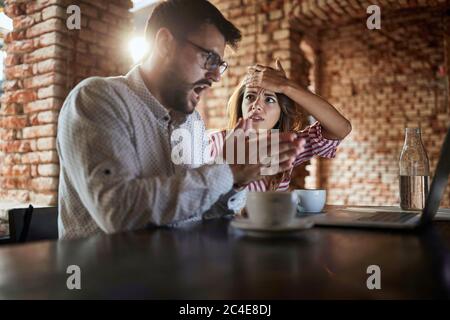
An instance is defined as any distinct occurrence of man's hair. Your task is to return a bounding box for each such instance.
[145,0,242,49]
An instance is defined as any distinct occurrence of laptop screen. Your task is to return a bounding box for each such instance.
[421,126,450,225]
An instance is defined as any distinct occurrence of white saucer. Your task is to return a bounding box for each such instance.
[230,217,314,234]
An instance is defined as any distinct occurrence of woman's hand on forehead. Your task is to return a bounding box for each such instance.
[244,61,290,94]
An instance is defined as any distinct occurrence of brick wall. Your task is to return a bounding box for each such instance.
[0,0,132,205]
[320,9,450,207]
[205,0,450,207]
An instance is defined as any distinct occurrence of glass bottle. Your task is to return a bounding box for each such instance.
[399,127,430,211]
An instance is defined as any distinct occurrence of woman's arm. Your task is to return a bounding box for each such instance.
[246,61,352,140]
[283,81,352,140]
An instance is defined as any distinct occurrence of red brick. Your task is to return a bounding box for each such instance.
[2,154,21,166]
[31,177,58,191]
[42,5,66,20]
[26,0,60,15]
[0,140,32,153]
[30,191,57,205]
[32,59,66,74]
[26,18,65,38]
[89,20,108,34]
[4,30,26,44]
[24,98,63,113]
[1,164,31,177]
[1,90,36,104]
[29,110,59,125]
[13,13,41,30]
[6,39,34,53]
[22,124,57,139]
[37,136,56,150]
[0,115,28,129]
[0,103,23,116]
[2,80,22,91]
[22,151,58,164]
[24,45,67,64]
[4,64,33,78]
[0,128,17,141]
[37,85,67,99]
[37,164,59,176]
[5,3,26,18]
[24,72,66,89]
[4,55,22,67]
[1,177,30,190]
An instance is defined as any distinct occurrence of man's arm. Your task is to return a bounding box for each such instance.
[57,80,234,234]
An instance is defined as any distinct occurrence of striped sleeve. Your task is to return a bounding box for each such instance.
[208,130,226,160]
[293,121,341,166]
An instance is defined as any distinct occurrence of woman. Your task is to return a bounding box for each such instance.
[210,60,352,194]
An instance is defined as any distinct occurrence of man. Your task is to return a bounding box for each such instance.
[57,0,302,239]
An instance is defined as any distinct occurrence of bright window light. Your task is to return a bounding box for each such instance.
[129,37,149,63]
[0,12,13,31]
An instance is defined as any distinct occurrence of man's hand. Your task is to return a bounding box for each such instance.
[221,118,305,187]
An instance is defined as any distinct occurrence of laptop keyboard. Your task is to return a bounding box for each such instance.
[357,211,418,223]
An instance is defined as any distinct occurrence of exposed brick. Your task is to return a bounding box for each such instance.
[29,111,59,125]
[22,151,59,164]
[26,0,60,14]
[32,59,66,74]
[4,54,22,66]
[0,140,32,153]
[37,136,57,150]
[89,20,108,34]
[37,32,70,48]
[22,124,57,139]
[37,85,67,99]
[0,115,28,129]
[0,103,23,116]
[31,177,59,191]
[24,45,67,64]
[2,80,22,91]
[0,128,17,141]
[1,164,31,177]
[41,5,66,20]
[1,89,36,104]
[1,0,133,205]
[5,190,29,203]
[30,191,57,205]
[0,177,31,189]
[26,18,65,38]
[37,163,59,176]
[5,3,26,18]
[4,64,33,78]
[4,30,26,43]
[6,39,34,53]
[24,98,63,113]
[24,73,66,89]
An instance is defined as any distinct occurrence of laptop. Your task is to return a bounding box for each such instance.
[310,126,450,229]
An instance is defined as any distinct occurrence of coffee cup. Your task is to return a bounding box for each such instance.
[295,189,326,213]
[245,191,298,227]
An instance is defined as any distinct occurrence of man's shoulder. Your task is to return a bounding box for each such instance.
[61,75,132,123]
[71,75,127,97]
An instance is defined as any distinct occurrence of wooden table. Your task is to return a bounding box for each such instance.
[1,207,450,299]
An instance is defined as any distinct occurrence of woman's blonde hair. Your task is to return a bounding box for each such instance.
[225,79,303,190]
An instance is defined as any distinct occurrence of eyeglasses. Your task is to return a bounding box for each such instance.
[182,38,228,75]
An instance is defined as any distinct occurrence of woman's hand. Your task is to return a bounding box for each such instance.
[245,60,291,95]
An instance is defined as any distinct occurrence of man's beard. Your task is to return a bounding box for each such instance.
[159,64,212,115]
[160,65,195,115]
